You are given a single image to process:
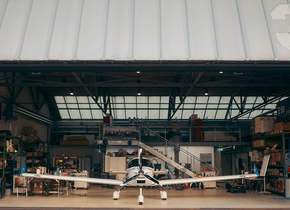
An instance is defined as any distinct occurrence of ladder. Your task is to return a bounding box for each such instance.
[138,142,196,178]
[140,125,220,176]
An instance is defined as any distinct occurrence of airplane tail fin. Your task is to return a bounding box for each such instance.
[254,164,259,177]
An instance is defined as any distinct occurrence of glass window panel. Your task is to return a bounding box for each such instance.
[55,96,65,103]
[125,96,136,103]
[79,104,89,108]
[229,109,239,118]
[280,97,288,101]
[233,96,241,103]
[57,104,66,108]
[216,110,227,119]
[264,104,276,109]
[245,104,254,108]
[173,109,182,119]
[184,96,195,103]
[77,96,88,103]
[195,104,204,108]
[159,110,167,119]
[69,110,81,119]
[126,110,136,118]
[239,113,250,119]
[246,97,256,103]
[160,96,168,108]
[137,110,148,119]
[59,110,70,119]
[204,110,216,119]
[184,104,194,108]
[149,104,159,108]
[65,96,77,103]
[208,96,220,103]
[207,104,218,109]
[91,110,102,119]
[126,103,136,109]
[88,97,95,103]
[67,104,78,108]
[115,110,125,119]
[255,97,263,103]
[196,97,208,103]
[137,96,148,109]
[220,97,231,103]
[176,96,181,104]
[90,104,99,109]
[182,110,194,119]
[80,110,92,119]
[115,97,125,108]
[219,105,228,108]
[149,110,159,119]
[194,110,205,118]
[149,96,160,103]
[249,110,263,118]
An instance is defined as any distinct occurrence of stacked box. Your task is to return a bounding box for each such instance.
[250,116,276,134]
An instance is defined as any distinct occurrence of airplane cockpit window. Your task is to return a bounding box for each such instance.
[127,159,153,168]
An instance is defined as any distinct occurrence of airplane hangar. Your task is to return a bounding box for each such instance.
[0,0,290,209]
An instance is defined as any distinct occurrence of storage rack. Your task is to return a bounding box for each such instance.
[24,141,48,170]
[251,131,289,196]
[0,134,23,178]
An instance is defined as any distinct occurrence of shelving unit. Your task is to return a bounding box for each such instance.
[24,141,48,170]
[251,131,290,196]
[0,134,23,178]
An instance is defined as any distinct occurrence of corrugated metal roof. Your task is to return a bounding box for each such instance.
[0,0,289,61]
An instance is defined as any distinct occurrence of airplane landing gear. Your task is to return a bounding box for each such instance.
[160,191,167,200]
[138,188,144,205]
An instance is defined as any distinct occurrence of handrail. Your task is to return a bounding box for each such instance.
[140,124,220,175]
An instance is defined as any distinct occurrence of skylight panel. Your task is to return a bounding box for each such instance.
[55,96,65,103]
[59,110,70,119]
[65,96,77,103]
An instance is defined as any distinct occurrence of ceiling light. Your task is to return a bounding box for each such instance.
[138,89,141,96]
[219,71,223,74]
[137,71,140,74]
[205,88,208,96]
[70,88,74,95]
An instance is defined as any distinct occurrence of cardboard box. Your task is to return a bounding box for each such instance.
[274,122,290,131]
[250,116,276,134]
[26,152,43,157]
[33,182,43,194]
[118,149,126,157]
[252,139,265,148]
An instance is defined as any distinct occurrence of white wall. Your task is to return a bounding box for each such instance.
[214,148,222,174]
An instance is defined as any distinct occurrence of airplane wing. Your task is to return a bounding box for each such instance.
[22,173,123,186]
[159,174,257,185]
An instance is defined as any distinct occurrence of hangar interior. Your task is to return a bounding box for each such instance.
[0,0,290,209]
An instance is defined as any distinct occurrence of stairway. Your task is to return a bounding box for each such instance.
[138,142,196,178]
[140,125,220,176]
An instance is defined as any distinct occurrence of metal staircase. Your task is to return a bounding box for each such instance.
[139,125,220,177]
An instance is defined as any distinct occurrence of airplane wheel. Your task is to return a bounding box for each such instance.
[162,198,166,200]
[139,202,143,205]
[113,198,118,200]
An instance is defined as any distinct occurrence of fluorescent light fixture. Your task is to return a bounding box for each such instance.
[219,71,223,74]
[205,88,208,96]
[70,88,74,95]
[138,89,141,96]
[137,71,140,74]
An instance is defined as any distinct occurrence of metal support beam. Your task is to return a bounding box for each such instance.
[229,90,290,121]
[72,72,106,115]
[169,72,203,120]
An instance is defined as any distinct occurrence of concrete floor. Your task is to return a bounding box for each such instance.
[1,184,290,209]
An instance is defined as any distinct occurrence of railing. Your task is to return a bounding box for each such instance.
[140,125,220,175]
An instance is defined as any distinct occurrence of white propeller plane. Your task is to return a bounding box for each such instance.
[22,149,258,205]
